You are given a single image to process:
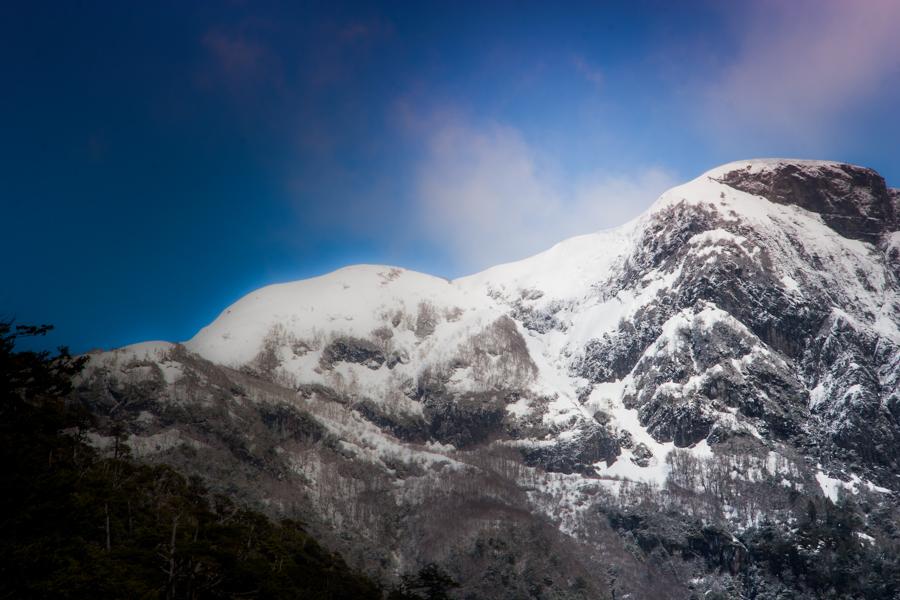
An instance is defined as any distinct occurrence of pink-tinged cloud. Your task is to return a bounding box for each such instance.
[338,19,394,44]
[306,18,394,88]
[198,29,282,93]
[705,0,900,143]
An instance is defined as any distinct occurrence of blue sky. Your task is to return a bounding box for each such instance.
[3,0,900,352]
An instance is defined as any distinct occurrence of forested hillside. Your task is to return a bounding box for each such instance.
[0,322,407,599]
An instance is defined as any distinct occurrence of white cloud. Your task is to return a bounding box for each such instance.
[705,0,900,143]
[414,118,676,272]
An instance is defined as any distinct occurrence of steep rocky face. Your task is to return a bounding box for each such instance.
[620,304,808,448]
[805,311,900,472]
[74,159,900,599]
[716,160,898,242]
[571,161,899,476]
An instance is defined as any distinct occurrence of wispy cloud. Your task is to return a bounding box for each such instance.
[307,18,394,88]
[705,0,900,144]
[573,55,604,90]
[337,19,394,44]
[413,116,676,272]
[197,28,283,94]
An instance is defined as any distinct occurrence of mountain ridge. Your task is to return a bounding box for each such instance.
[75,158,900,599]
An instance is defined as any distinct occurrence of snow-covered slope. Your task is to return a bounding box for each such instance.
[76,159,900,599]
[186,265,496,366]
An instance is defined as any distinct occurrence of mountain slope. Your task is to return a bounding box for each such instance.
[75,159,900,599]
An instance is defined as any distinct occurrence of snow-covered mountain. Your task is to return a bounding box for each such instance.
[76,159,900,599]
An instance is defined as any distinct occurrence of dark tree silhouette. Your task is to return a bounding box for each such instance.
[389,563,460,600]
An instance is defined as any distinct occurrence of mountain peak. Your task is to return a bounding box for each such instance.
[704,159,897,241]
[75,155,900,600]
[702,158,858,178]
